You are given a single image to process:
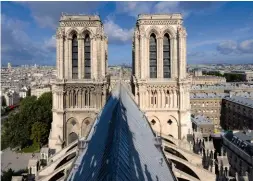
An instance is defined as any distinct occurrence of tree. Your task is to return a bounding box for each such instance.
[1,92,53,150]
[31,122,49,147]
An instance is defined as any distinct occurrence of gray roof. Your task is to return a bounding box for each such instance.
[191,115,213,125]
[67,82,176,181]
[224,96,253,108]
[190,92,229,99]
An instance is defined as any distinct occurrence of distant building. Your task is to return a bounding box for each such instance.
[220,96,253,130]
[222,131,253,180]
[191,115,214,138]
[191,75,226,85]
[19,86,29,98]
[3,89,20,106]
[193,69,203,76]
[8,62,12,69]
[31,86,51,98]
[190,92,228,128]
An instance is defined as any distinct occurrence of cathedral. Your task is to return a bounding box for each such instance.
[49,13,191,152]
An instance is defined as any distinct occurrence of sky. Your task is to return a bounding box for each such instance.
[1,1,253,66]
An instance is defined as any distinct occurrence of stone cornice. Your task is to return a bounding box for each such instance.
[138,20,182,26]
[59,21,100,27]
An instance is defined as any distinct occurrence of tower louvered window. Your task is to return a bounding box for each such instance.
[72,34,78,79]
[163,34,171,78]
[84,35,91,79]
[149,34,157,78]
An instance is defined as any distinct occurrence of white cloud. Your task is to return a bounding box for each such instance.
[217,40,238,55]
[238,39,253,53]
[116,2,226,19]
[104,18,134,44]
[17,2,105,29]
[1,14,56,65]
[216,39,253,55]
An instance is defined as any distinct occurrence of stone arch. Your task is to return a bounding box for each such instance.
[68,132,78,144]
[66,117,80,144]
[81,117,93,138]
[80,27,94,39]
[162,115,179,138]
[161,26,176,39]
[170,159,200,180]
[66,28,80,39]
[146,26,160,39]
[147,116,162,136]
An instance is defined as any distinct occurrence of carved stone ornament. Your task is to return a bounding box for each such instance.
[177,26,187,37]
[139,20,181,25]
[56,27,65,39]
[60,21,99,27]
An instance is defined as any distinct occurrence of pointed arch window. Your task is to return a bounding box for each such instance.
[149,34,157,78]
[84,35,91,79]
[72,34,78,79]
[163,34,171,78]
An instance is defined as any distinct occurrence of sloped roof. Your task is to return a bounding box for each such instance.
[67,82,176,181]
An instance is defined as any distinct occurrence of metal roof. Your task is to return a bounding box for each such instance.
[224,96,253,108]
[67,82,176,181]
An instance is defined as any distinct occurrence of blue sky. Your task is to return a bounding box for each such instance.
[1,1,253,66]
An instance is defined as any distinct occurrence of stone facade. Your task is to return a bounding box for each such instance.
[220,96,253,130]
[48,14,109,152]
[131,14,192,139]
[191,75,226,85]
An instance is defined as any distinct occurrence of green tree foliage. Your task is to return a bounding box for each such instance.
[203,71,245,82]
[31,122,49,147]
[1,92,52,150]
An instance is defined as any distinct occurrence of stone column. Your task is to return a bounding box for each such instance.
[66,91,69,108]
[68,39,72,79]
[64,39,69,78]
[78,90,82,108]
[172,38,177,78]
[140,35,144,79]
[101,38,105,78]
[56,38,60,78]
[135,34,139,78]
[157,37,162,78]
[92,38,97,80]
[78,37,82,79]
[157,89,162,108]
[175,90,178,108]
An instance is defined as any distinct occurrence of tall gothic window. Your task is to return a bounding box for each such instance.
[163,34,171,78]
[149,34,157,78]
[84,35,91,79]
[72,34,78,79]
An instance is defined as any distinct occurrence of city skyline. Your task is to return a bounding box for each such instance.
[1,1,253,66]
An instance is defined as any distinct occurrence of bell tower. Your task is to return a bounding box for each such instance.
[49,14,109,152]
[132,14,191,139]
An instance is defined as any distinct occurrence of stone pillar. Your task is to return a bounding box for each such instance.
[92,38,97,80]
[56,38,60,78]
[169,91,173,108]
[68,39,72,79]
[178,36,183,79]
[157,37,162,78]
[140,35,144,79]
[64,39,68,78]
[135,34,139,78]
[78,38,82,79]
[172,38,177,78]
[101,38,105,78]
